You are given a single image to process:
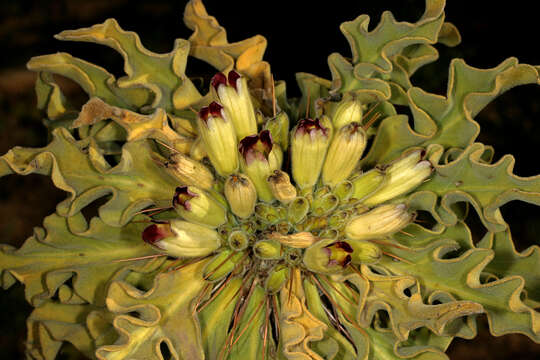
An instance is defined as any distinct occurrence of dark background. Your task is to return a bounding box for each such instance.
[1,1,539,358]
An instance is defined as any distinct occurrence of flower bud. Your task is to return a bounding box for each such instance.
[165,153,214,190]
[287,196,310,224]
[203,249,244,281]
[345,204,412,240]
[211,71,257,139]
[311,193,339,216]
[142,220,221,258]
[228,230,249,251]
[254,203,282,224]
[322,122,367,186]
[265,264,288,293]
[348,240,382,264]
[332,95,363,129]
[197,101,239,176]
[263,111,290,150]
[224,174,257,219]
[268,231,318,249]
[351,169,386,201]
[333,180,353,202]
[172,186,227,228]
[303,238,352,274]
[253,239,282,260]
[238,130,283,202]
[267,170,297,204]
[291,118,330,189]
[363,151,432,206]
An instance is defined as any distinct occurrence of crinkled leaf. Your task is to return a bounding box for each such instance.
[0,212,162,306]
[26,302,104,360]
[381,240,540,342]
[361,58,540,166]
[27,52,149,110]
[279,268,327,360]
[328,0,458,102]
[0,127,179,228]
[480,229,540,303]
[184,0,271,94]
[73,97,195,153]
[415,142,540,232]
[96,260,208,360]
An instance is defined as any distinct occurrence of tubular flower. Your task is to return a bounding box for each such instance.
[8,2,539,359]
[211,70,258,139]
[197,101,239,176]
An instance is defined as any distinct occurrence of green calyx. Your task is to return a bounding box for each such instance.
[2,0,540,359]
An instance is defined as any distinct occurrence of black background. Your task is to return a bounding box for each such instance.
[1,1,539,358]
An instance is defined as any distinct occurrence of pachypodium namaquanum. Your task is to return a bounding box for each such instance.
[1,0,540,359]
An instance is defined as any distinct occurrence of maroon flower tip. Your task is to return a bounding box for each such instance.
[172,186,198,211]
[142,223,171,245]
[296,118,328,137]
[340,254,352,267]
[211,72,227,91]
[333,241,353,253]
[208,101,224,118]
[228,70,241,90]
[238,130,273,164]
[198,106,210,122]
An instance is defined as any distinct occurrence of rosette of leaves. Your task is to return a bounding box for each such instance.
[1,0,540,359]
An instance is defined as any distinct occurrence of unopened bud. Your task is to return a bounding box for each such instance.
[239,130,283,202]
[311,193,339,216]
[211,71,258,139]
[228,230,249,251]
[351,169,386,201]
[265,264,288,293]
[348,240,382,264]
[287,196,310,224]
[172,186,227,227]
[291,118,330,189]
[332,95,363,129]
[197,101,239,176]
[363,151,432,206]
[254,203,282,224]
[267,170,297,204]
[263,112,290,150]
[224,174,257,219]
[142,220,221,258]
[203,249,244,281]
[345,204,412,240]
[303,238,352,274]
[253,239,282,259]
[322,123,367,186]
[333,180,354,202]
[165,154,214,190]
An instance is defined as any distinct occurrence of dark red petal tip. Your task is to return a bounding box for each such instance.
[333,241,353,253]
[296,118,328,137]
[172,186,198,210]
[238,130,274,164]
[211,72,227,91]
[208,101,224,118]
[143,223,170,244]
[228,70,241,90]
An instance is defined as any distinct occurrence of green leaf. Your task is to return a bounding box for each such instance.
[198,278,243,360]
[328,0,458,103]
[27,53,149,111]
[0,213,162,306]
[480,230,540,303]
[96,260,208,360]
[417,142,540,232]
[26,302,105,360]
[184,0,271,93]
[0,127,180,228]
[361,58,540,166]
[381,240,540,342]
